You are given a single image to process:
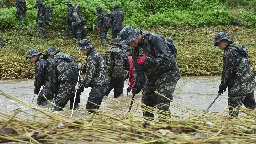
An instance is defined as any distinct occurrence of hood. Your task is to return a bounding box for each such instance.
[230,41,248,57]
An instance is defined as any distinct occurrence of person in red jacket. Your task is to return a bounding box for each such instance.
[123,45,134,94]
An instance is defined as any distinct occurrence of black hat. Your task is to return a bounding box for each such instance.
[213,32,233,46]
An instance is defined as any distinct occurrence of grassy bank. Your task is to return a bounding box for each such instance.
[1,26,256,79]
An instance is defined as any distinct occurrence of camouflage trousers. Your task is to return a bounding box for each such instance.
[105,78,124,98]
[37,88,54,106]
[228,90,256,117]
[65,21,73,37]
[16,11,25,25]
[86,84,108,111]
[142,71,177,118]
[36,22,48,38]
[99,30,107,46]
[53,84,80,111]
[111,29,121,39]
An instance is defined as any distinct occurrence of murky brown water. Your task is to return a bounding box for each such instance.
[0,77,231,117]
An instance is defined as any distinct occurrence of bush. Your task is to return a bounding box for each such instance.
[1,0,256,30]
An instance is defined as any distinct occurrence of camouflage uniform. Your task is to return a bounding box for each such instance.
[119,26,180,118]
[65,1,74,38]
[72,4,87,41]
[77,39,109,111]
[214,32,256,117]
[165,37,177,59]
[104,38,130,98]
[26,49,54,106]
[110,4,124,39]
[49,50,79,111]
[16,0,26,25]
[35,0,48,38]
[96,7,107,46]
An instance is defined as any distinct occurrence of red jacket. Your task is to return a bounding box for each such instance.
[128,56,134,88]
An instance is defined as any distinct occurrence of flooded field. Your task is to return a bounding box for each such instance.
[0,77,230,117]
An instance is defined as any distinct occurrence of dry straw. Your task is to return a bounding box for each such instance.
[0,90,255,143]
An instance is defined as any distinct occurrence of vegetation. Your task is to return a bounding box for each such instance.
[0,90,256,143]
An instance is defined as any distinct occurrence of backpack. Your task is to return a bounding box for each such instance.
[105,47,125,79]
[46,6,53,21]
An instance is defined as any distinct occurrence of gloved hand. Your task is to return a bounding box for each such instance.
[127,87,131,95]
[132,84,141,94]
[218,84,227,95]
[137,54,147,65]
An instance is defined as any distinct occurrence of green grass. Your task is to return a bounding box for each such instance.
[1,26,256,79]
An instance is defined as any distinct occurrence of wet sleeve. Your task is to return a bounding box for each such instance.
[221,50,236,87]
[143,35,169,70]
[80,56,96,88]
[34,61,44,94]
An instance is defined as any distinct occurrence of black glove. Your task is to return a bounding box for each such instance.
[127,87,131,95]
[218,84,227,95]
[132,84,141,94]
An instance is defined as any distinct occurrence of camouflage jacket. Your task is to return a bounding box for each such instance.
[97,12,106,31]
[16,0,26,14]
[66,5,74,22]
[133,32,180,81]
[110,9,124,30]
[79,49,109,88]
[50,52,79,94]
[34,55,48,94]
[37,4,47,23]
[221,41,256,96]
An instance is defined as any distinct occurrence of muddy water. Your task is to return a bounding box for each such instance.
[0,77,230,117]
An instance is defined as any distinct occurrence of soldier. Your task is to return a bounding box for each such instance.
[110,4,124,39]
[119,26,180,118]
[75,39,109,112]
[16,0,27,25]
[65,0,74,38]
[0,38,4,47]
[213,32,256,117]
[165,37,177,59]
[48,47,80,111]
[72,4,87,41]
[35,0,48,38]
[26,49,54,106]
[104,38,130,98]
[96,6,107,46]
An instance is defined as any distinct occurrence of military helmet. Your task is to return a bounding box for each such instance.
[66,0,72,5]
[46,46,58,56]
[26,49,41,60]
[114,4,120,10]
[35,0,43,5]
[119,26,140,45]
[96,6,102,13]
[110,38,121,45]
[77,39,93,50]
[213,32,233,46]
